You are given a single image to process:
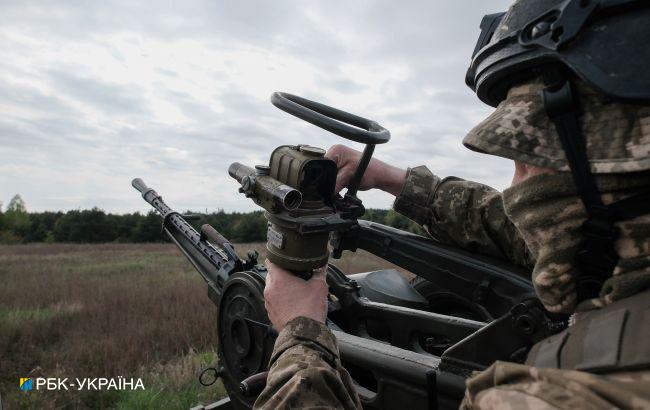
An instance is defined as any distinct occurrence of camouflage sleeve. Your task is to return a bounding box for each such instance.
[460,360,650,410]
[393,165,532,268]
[254,317,361,410]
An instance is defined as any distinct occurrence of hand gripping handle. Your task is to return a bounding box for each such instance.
[271,92,391,198]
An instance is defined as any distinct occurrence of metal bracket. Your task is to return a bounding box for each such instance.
[519,0,599,50]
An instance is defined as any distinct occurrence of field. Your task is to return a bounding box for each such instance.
[0,243,402,409]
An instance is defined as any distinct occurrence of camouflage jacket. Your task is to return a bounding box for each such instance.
[393,166,533,269]
[255,167,527,409]
[254,316,362,409]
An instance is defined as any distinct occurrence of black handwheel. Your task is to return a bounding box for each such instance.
[271,92,391,197]
[271,92,390,145]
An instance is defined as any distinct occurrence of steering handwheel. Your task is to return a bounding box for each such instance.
[271,92,391,197]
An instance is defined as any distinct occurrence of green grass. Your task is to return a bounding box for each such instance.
[0,243,225,409]
[0,307,60,328]
[0,242,401,409]
[114,350,226,410]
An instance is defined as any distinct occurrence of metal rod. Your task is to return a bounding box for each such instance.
[346,144,375,198]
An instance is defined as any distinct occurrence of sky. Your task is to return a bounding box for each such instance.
[0,0,514,214]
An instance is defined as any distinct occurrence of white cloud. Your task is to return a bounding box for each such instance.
[0,0,513,213]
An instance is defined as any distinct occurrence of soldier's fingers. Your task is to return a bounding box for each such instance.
[264,259,279,287]
[324,149,340,172]
[266,259,315,284]
[311,265,328,282]
[325,144,346,166]
[335,169,352,194]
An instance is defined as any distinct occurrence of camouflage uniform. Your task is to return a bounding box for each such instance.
[463,77,650,315]
[255,78,650,409]
[396,77,650,408]
[396,167,650,314]
[393,166,533,269]
[395,166,650,410]
[254,316,361,409]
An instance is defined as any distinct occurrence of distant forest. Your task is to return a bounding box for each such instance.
[0,197,422,244]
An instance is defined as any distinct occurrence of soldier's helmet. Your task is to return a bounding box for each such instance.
[462,0,650,305]
[462,0,650,173]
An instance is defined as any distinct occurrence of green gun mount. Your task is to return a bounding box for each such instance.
[133,92,563,410]
[228,92,390,277]
[229,145,356,276]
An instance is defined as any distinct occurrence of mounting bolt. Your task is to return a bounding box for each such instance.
[531,21,550,39]
[241,176,253,191]
[515,314,536,335]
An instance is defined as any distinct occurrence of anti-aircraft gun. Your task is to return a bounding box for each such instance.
[133,92,564,409]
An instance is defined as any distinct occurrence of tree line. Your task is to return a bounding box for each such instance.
[0,200,422,245]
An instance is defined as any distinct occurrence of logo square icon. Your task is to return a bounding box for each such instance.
[19,378,33,391]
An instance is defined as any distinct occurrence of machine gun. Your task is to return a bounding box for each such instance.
[133,93,564,410]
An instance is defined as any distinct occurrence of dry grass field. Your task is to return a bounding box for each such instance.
[0,242,402,409]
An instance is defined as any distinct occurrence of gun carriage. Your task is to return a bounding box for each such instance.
[133,93,563,409]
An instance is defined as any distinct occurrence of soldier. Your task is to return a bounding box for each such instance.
[255,0,650,409]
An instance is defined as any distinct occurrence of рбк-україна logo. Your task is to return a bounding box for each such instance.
[17,377,144,391]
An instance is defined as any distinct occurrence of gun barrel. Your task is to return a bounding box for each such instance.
[131,178,172,217]
[131,177,240,289]
[131,178,149,194]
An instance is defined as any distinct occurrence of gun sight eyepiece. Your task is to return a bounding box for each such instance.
[228,162,254,183]
[229,162,302,212]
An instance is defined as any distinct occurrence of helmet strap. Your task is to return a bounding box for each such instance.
[541,66,619,302]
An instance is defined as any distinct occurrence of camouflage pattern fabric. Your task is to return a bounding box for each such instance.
[395,167,650,409]
[394,165,650,313]
[254,316,361,409]
[503,171,650,313]
[460,361,650,410]
[465,288,650,409]
[463,77,650,174]
[393,165,533,269]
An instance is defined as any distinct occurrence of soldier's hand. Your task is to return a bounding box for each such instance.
[264,260,328,332]
[325,144,407,196]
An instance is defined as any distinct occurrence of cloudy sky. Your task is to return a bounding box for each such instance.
[1,0,513,214]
